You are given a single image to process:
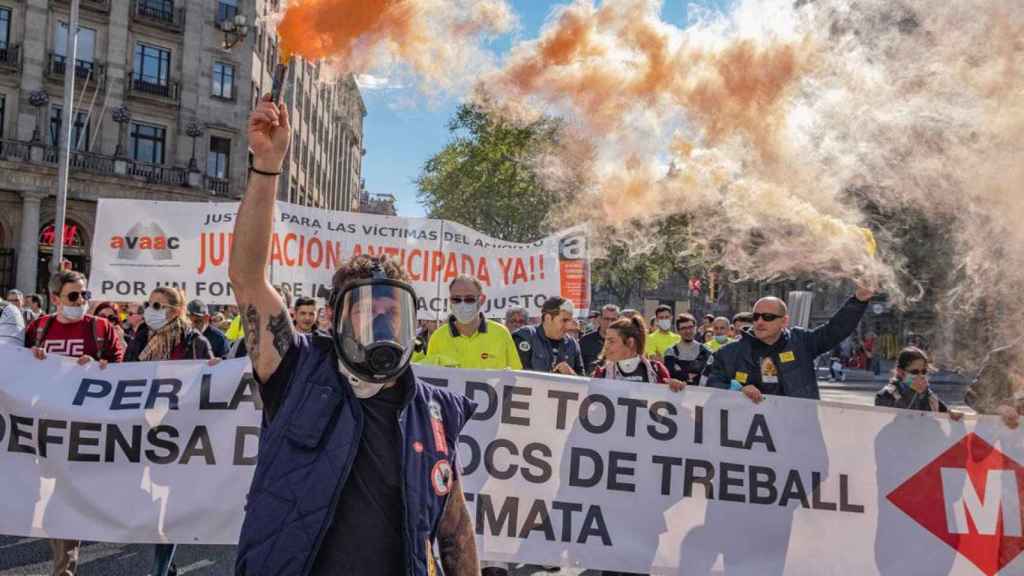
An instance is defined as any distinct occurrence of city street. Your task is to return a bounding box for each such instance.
[0,382,970,576]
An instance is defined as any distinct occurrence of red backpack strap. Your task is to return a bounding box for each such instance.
[90,316,108,360]
[34,315,53,348]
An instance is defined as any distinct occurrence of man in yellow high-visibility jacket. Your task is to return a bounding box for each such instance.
[423,275,522,370]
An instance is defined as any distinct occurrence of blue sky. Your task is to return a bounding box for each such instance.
[359,1,699,217]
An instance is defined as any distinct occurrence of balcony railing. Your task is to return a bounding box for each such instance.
[129,161,187,186]
[69,149,116,173]
[49,54,105,82]
[206,176,230,196]
[133,0,185,31]
[129,77,180,101]
[55,0,110,13]
[0,139,221,193]
[0,44,20,71]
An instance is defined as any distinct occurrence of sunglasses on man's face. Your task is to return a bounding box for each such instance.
[63,290,92,303]
[906,368,928,376]
[450,296,478,305]
[752,312,784,322]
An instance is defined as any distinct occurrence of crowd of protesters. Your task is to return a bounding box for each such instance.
[1,95,1022,576]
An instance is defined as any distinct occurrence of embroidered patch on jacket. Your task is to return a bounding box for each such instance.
[431,459,454,496]
[429,400,448,454]
[518,340,531,352]
[780,351,796,363]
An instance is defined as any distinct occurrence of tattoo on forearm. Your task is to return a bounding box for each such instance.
[267,310,293,358]
[243,305,261,365]
[439,483,478,576]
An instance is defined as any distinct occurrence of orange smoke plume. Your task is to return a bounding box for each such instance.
[274,0,516,87]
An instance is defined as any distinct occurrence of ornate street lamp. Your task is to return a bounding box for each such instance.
[186,120,203,172]
[111,105,132,175]
[220,14,250,50]
[111,105,131,157]
[29,90,49,143]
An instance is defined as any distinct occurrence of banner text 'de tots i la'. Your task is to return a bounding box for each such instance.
[91,199,590,318]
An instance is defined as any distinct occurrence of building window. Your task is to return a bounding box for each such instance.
[0,8,10,50]
[206,136,230,178]
[212,62,234,99]
[133,43,171,86]
[216,0,238,24]
[130,122,166,164]
[0,94,5,138]
[55,23,96,63]
[49,106,90,150]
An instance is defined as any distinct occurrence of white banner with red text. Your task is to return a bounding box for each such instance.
[0,346,1021,575]
[88,198,590,318]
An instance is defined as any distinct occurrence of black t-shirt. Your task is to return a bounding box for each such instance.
[260,340,408,576]
[311,378,407,576]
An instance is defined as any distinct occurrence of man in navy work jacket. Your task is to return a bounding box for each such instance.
[706,285,875,402]
[229,94,479,576]
[512,296,585,376]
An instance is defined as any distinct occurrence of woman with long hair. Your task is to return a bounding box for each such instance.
[594,316,686,392]
[91,301,126,351]
[124,287,217,576]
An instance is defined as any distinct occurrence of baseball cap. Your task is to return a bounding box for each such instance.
[187,299,209,316]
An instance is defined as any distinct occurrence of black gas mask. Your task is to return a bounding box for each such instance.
[330,265,418,383]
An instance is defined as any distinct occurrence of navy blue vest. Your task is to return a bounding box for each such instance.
[236,333,477,576]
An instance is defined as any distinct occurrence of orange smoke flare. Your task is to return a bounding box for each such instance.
[272,0,515,87]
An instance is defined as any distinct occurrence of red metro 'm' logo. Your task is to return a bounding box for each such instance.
[888,433,1024,575]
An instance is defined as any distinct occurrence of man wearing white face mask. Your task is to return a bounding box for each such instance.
[23,271,124,576]
[424,275,522,371]
[25,271,124,364]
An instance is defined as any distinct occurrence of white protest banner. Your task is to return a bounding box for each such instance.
[89,199,590,318]
[1,346,1022,575]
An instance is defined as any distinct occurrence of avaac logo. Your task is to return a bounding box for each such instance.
[109,222,180,261]
[888,433,1024,575]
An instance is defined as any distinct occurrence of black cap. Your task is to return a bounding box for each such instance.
[187,299,209,316]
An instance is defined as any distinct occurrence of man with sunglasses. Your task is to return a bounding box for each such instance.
[423,275,522,371]
[25,271,124,365]
[580,304,620,375]
[21,271,124,576]
[706,286,874,402]
[188,299,230,358]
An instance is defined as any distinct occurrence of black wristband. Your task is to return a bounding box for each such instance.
[249,166,282,177]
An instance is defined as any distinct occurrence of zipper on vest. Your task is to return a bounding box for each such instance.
[397,409,413,576]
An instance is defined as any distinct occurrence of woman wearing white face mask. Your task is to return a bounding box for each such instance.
[123,287,217,576]
[593,317,687,393]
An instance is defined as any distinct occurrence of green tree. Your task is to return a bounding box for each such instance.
[417,103,587,243]
[590,215,696,305]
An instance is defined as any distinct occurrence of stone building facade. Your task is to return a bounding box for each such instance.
[0,0,367,295]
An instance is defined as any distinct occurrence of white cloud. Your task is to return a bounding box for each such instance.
[356,74,401,90]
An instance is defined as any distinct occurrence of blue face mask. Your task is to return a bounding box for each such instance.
[715,335,729,344]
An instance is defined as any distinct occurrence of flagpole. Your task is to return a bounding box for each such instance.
[51,0,81,274]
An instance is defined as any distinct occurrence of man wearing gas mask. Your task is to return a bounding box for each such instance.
[229,95,479,576]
